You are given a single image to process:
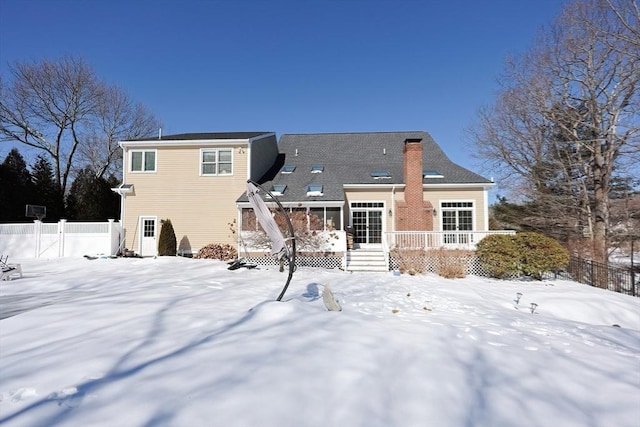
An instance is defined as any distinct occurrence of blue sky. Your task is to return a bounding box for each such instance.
[0,0,566,193]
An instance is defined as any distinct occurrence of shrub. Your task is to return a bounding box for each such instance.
[517,232,569,280]
[433,248,473,279]
[158,219,177,256]
[390,248,426,275]
[475,234,522,278]
[194,243,238,261]
[476,232,569,280]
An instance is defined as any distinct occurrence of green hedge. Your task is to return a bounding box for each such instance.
[476,232,569,280]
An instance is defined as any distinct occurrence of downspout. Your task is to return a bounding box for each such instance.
[391,185,396,232]
[483,185,490,231]
[383,185,398,269]
[119,144,127,253]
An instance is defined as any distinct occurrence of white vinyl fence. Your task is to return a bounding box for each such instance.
[0,220,122,259]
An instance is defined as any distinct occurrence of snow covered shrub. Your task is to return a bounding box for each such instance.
[194,243,237,261]
[390,248,426,275]
[475,234,521,279]
[476,233,569,280]
[158,219,177,256]
[433,248,473,279]
[517,232,569,280]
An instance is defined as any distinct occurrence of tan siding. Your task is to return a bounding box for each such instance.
[123,145,248,253]
[423,187,488,231]
[344,188,394,232]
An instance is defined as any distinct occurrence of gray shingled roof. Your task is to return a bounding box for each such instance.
[241,131,492,203]
[133,132,272,141]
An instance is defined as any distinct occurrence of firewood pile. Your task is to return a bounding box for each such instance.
[194,243,238,261]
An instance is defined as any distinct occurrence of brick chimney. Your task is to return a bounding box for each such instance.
[395,138,434,231]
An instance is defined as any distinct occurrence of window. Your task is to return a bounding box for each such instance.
[326,207,341,230]
[281,165,296,174]
[241,208,258,231]
[241,206,342,233]
[309,207,325,231]
[311,165,324,173]
[306,185,323,196]
[370,170,391,179]
[309,207,342,231]
[143,219,155,237]
[130,150,156,172]
[201,149,233,175]
[423,170,443,178]
[270,185,286,195]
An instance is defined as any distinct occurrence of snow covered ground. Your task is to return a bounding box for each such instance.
[1,256,639,427]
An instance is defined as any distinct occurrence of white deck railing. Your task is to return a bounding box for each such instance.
[385,230,516,250]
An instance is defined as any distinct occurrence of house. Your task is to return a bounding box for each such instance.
[236,131,497,270]
[115,130,501,268]
[114,132,279,256]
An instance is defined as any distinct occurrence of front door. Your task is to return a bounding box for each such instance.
[139,216,157,256]
[351,202,384,247]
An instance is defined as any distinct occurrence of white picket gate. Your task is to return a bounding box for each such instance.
[0,220,122,259]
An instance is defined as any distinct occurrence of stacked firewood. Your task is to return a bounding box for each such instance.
[194,243,238,261]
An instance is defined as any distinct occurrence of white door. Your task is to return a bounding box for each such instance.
[441,202,474,245]
[350,202,384,248]
[139,217,157,256]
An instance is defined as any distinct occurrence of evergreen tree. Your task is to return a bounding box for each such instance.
[0,149,33,222]
[30,155,65,221]
[66,168,120,221]
[158,219,177,256]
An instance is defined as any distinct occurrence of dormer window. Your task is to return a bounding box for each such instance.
[281,165,296,174]
[311,165,324,173]
[423,170,444,178]
[306,184,324,196]
[370,170,391,179]
[270,185,287,196]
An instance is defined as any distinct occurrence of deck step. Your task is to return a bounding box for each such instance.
[346,250,388,272]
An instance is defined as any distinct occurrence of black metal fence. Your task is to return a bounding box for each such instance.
[561,256,638,297]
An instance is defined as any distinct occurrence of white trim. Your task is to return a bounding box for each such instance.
[439,200,475,233]
[138,216,158,257]
[425,182,495,189]
[344,184,400,189]
[129,149,157,173]
[483,187,490,230]
[246,141,252,181]
[349,200,386,247]
[237,200,344,209]
[119,133,275,149]
[111,184,133,195]
[343,182,495,190]
[199,148,234,176]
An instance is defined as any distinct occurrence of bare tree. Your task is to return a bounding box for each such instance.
[80,85,161,179]
[470,0,640,263]
[0,56,161,196]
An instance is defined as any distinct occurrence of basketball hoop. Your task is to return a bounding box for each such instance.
[25,204,47,221]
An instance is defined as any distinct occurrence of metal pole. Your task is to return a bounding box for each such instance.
[631,239,636,297]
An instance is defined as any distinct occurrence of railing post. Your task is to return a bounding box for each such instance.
[108,219,116,256]
[58,219,67,257]
[34,220,42,259]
